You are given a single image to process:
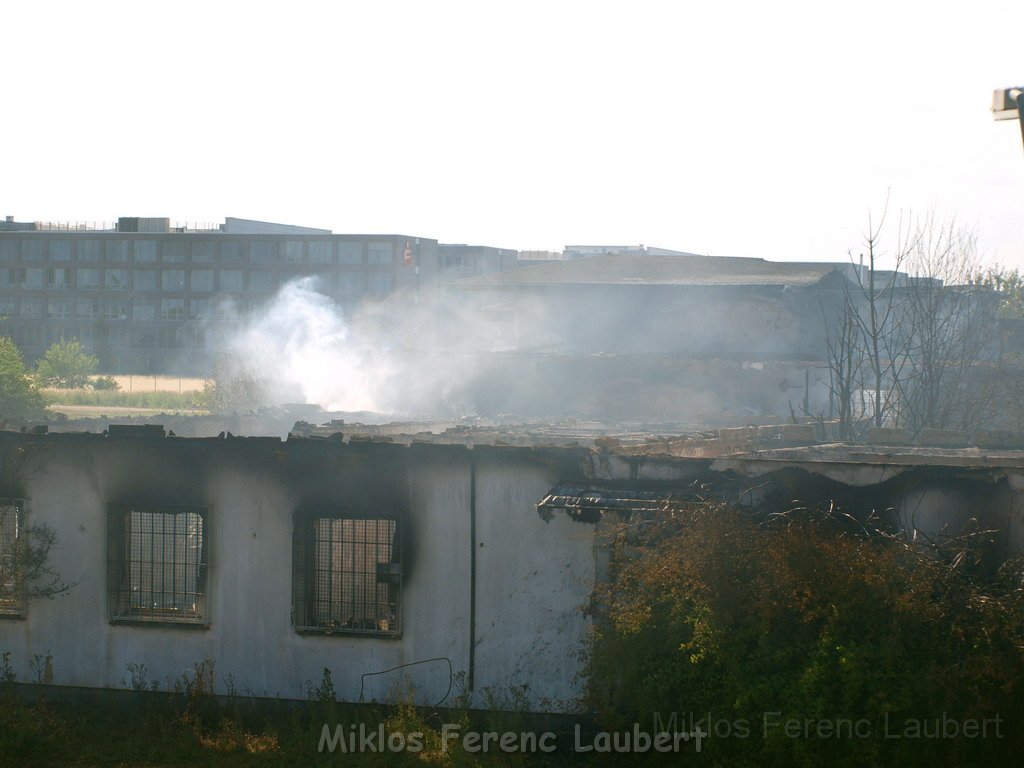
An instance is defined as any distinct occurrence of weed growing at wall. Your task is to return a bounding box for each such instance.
[27,652,52,685]
[0,655,572,767]
[0,652,15,689]
[124,662,159,693]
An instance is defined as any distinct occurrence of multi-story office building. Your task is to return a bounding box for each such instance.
[0,219,441,374]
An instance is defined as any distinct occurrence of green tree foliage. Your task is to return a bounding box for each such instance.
[587,502,1024,766]
[35,338,99,389]
[0,506,73,609]
[0,445,75,613]
[972,267,1024,319]
[0,336,47,420]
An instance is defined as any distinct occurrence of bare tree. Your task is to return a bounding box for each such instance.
[894,215,999,434]
[821,289,863,439]
[826,206,1003,438]
[845,200,915,428]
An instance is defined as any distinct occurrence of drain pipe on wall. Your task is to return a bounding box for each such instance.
[468,450,477,691]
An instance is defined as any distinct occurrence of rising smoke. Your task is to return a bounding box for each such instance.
[205,273,838,425]
[210,277,546,417]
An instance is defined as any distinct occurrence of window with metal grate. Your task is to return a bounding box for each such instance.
[106,503,209,626]
[292,513,401,637]
[0,499,24,617]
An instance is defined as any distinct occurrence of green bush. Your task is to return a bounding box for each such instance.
[35,339,98,388]
[90,375,120,391]
[192,359,265,414]
[586,502,1024,767]
[0,336,47,420]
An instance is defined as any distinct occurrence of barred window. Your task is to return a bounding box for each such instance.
[0,499,24,616]
[293,514,401,636]
[107,503,209,626]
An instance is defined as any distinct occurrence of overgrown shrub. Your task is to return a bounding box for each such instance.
[35,339,98,389]
[191,368,264,414]
[0,336,47,420]
[586,501,1024,767]
[90,375,120,391]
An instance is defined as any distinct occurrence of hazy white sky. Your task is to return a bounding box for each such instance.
[4,0,1023,268]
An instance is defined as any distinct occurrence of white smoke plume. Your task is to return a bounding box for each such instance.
[211,277,542,416]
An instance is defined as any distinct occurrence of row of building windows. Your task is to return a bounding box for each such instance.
[0,500,400,636]
[0,238,399,266]
[3,324,213,351]
[0,268,395,295]
[0,296,248,321]
[439,253,484,273]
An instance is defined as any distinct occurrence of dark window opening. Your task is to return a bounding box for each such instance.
[293,514,401,636]
[107,503,208,626]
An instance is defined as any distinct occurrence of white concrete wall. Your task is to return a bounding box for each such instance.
[472,451,595,711]
[6,433,1024,715]
[0,438,596,713]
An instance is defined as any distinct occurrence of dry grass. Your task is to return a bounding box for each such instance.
[110,375,209,393]
[41,386,208,418]
[198,721,281,754]
[48,405,207,419]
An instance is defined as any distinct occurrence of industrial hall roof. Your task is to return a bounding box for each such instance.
[458,252,842,288]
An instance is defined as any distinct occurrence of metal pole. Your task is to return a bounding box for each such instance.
[1017,90,1024,152]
